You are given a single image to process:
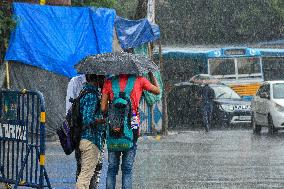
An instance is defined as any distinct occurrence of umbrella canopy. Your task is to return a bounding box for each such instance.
[189,74,220,84]
[75,51,159,75]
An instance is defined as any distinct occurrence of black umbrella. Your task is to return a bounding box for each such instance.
[189,74,220,84]
[75,51,159,75]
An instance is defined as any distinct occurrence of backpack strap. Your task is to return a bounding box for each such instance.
[111,76,136,98]
[124,76,136,98]
[69,88,98,103]
[112,77,120,99]
[79,89,99,99]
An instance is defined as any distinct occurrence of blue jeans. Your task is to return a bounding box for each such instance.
[106,144,137,189]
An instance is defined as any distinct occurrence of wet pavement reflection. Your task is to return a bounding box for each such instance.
[32,128,284,188]
[134,128,284,189]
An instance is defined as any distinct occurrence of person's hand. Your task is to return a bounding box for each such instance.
[96,118,106,124]
[147,71,160,95]
[148,71,154,77]
[113,128,121,132]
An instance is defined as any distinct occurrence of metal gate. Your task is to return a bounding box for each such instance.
[0,89,51,189]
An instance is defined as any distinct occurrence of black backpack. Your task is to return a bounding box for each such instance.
[57,89,98,155]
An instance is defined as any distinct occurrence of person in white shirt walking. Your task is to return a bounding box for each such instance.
[66,75,86,114]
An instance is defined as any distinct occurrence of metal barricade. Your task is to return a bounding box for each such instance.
[0,89,51,189]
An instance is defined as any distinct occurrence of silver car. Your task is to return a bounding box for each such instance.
[251,81,284,134]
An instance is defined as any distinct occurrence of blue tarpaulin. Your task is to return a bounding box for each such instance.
[5,3,116,78]
[115,16,160,49]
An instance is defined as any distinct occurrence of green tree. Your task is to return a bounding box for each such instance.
[0,1,15,62]
[156,0,284,45]
[133,0,147,19]
[72,0,117,7]
[270,0,284,18]
[72,0,141,19]
[72,0,123,13]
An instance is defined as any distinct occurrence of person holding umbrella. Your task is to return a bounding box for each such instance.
[101,72,160,189]
[75,51,160,189]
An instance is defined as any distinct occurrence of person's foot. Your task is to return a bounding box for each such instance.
[205,126,209,132]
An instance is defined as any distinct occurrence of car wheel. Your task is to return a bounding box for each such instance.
[268,115,277,134]
[252,113,261,134]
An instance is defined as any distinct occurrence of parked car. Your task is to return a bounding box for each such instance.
[168,82,251,129]
[251,81,284,134]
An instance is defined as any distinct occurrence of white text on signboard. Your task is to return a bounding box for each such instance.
[0,123,27,141]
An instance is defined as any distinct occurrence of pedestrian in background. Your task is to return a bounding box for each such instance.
[101,72,160,189]
[201,83,215,132]
[66,75,86,115]
[66,74,86,181]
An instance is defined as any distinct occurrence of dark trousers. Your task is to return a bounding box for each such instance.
[202,103,213,131]
[75,148,81,181]
[106,144,137,189]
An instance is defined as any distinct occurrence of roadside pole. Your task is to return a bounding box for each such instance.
[5,61,10,89]
[147,42,156,134]
[147,0,168,135]
[158,41,168,135]
[40,0,46,5]
[147,0,157,134]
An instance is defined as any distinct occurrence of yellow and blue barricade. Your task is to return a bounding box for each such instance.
[0,89,51,189]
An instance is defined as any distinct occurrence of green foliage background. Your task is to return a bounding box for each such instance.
[72,0,138,18]
[156,0,284,45]
[0,2,15,62]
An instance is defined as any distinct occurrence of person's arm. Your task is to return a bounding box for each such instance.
[101,93,109,114]
[101,80,111,114]
[147,72,160,95]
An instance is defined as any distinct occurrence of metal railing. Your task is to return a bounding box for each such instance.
[0,89,51,189]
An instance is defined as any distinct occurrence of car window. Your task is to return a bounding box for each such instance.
[210,85,241,99]
[273,83,284,99]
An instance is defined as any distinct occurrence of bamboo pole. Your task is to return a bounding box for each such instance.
[147,0,156,134]
[147,42,156,133]
[5,61,10,89]
[158,41,168,135]
[40,0,46,5]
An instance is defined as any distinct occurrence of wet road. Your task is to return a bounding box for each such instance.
[40,128,284,188]
[134,128,284,189]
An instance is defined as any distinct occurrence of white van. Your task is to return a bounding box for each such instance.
[251,81,284,134]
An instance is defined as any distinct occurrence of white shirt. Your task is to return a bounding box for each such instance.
[65,75,86,114]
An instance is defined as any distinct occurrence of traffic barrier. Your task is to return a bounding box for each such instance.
[0,89,51,189]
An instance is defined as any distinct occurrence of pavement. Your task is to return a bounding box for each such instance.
[11,128,284,189]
